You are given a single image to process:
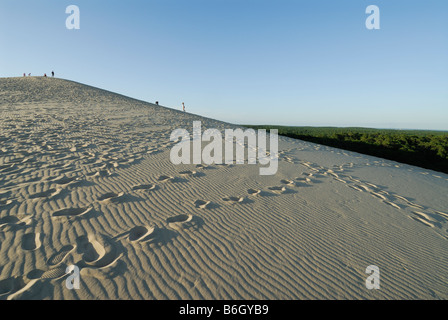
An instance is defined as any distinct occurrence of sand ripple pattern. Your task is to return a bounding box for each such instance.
[1,78,448,300]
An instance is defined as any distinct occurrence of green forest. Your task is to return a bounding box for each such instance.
[244,125,448,174]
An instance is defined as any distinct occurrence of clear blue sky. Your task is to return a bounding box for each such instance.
[1,0,447,130]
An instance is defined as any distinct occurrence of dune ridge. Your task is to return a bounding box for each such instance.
[0,77,448,300]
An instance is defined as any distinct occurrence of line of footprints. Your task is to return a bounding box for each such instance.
[1,161,313,299]
[0,170,209,300]
[1,211,200,300]
[276,153,448,240]
[2,159,447,299]
[299,161,448,241]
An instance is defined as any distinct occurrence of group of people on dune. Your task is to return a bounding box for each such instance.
[23,71,55,77]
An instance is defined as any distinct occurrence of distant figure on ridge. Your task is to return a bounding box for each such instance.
[28,73,31,76]
[23,73,26,77]
[52,71,54,77]
[182,102,185,112]
[44,73,47,77]
[155,101,159,105]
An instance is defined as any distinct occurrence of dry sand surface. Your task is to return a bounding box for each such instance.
[1,77,448,300]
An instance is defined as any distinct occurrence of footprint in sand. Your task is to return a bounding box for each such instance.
[348,176,362,183]
[222,196,245,204]
[282,156,294,163]
[333,177,348,184]
[76,235,122,270]
[146,148,160,155]
[99,162,119,170]
[83,240,106,264]
[157,175,174,182]
[22,232,42,251]
[296,177,312,184]
[76,235,106,264]
[370,192,388,201]
[53,176,82,187]
[195,164,216,170]
[326,171,339,178]
[407,202,425,210]
[29,188,62,200]
[352,184,371,193]
[392,194,412,203]
[364,182,379,189]
[3,277,39,301]
[215,163,233,168]
[0,216,33,229]
[194,199,212,209]
[179,170,198,177]
[268,186,287,194]
[98,169,113,177]
[51,207,93,218]
[128,226,155,242]
[47,245,76,267]
[409,214,435,228]
[434,211,448,220]
[348,185,364,192]
[247,189,261,196]
[97,192,124,204]
[32,267,67,280]
[132,184,156,192]
[382,200,401,210]
[0,278,18,298]
[166,214,199,231]
[280,179,296,186]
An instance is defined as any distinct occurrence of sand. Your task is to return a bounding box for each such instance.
[0,77,447,300]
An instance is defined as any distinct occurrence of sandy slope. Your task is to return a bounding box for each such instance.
[0,77,447,300]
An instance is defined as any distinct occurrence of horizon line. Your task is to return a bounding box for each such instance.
[3,76,447,133]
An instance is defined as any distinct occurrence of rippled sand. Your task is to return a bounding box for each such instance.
[1,77,448,300]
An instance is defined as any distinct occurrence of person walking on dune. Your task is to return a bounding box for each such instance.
[182,102,185,112]
[52,71,54,77]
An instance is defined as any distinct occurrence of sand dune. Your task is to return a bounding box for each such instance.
[1,77,448,299]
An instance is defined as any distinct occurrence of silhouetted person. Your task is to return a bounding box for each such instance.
[155,101,159,105]
[28,73,31,76]
[23,73,26,77]
[52,71,54,77]
[182,102,185,112]
[44,73,47,77]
